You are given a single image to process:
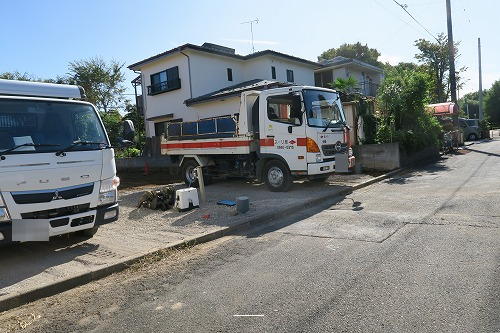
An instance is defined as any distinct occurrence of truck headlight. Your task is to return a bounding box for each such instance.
[315,154,323,162]
[98,176,120,206]
[0,195,11,223]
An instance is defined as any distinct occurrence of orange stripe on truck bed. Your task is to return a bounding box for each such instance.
[162,140,252,150]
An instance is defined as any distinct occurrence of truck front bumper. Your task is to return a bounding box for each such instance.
[305,155,355,175]
[95,203,119,226]
[0,203,119,247]
[0,223,13,246]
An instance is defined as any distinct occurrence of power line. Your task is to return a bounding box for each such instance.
[372,0,429,50]
[392,0,438,41]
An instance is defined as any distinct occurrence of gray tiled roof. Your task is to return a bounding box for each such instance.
[184,79,291,106]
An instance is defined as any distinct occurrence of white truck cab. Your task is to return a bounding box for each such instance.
[162,85,355,192]
[0,79,120,245]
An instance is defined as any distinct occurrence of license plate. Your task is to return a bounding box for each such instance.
[12,219,50,242]
[335,154,349,173]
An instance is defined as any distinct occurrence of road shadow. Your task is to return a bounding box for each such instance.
[0,237,99,292]
[383,159,451,186]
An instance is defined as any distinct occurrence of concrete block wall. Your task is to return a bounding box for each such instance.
[353,142,400,171]
[353,143,440,172]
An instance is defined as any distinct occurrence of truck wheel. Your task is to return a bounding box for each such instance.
[182,159,200,187]
[468,133,478,141]
[264,160,293,192]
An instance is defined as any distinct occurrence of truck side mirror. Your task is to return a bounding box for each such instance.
[116,120,136,147]
[123,120,136,141]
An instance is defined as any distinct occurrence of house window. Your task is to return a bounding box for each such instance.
[148,66,181,95]
[154,121,168,137]
[286,69,294,83]
[227,68,233,81]
[271,66,276,79]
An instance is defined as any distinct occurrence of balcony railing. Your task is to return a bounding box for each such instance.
[147,78,181,95]
[357,81,380,97]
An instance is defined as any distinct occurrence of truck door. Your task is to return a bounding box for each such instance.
[260,93,307,171]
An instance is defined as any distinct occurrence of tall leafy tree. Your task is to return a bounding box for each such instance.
[458,91,487,119]
[0,71,36,81]
[67,57,127,112]
[415,32,466,103]
[99,110,123,145]
[318,42,382,67]
[0,71,65,82]
[376,64,442,153]
[483,80,500,125]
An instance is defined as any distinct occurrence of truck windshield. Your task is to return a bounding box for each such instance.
[0,99,109,154]
[303,90,345,128]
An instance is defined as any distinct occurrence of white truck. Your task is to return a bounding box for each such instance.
[163,85,355,192]
[0,79,122,245]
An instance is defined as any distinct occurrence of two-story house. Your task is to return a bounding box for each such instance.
[314,56,383,97]
[314,56,383,145]
[128,42,319,140]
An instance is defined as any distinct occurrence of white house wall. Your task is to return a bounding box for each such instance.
[188,97,241,120]
[187,50,244,98]
[136,46,318,137]
[243,57,315,85]
[332,67,347,80]
[139,52,191,137]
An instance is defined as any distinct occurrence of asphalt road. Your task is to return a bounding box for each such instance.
[2,139,500,332]
[0,159,375,311]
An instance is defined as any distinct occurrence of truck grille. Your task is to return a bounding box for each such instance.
[12,183,94,204]
[21,203,91,219]
[322,142,348,156]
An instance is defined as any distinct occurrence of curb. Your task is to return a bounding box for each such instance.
[0,169,402,313]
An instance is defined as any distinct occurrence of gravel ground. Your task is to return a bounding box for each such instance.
[115,172,377,239]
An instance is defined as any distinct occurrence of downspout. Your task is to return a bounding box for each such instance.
[179,48,193,100]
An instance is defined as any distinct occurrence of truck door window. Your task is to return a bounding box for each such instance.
[267,95,302,125]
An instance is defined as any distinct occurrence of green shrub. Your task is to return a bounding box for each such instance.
[115,147,141,158]
[375,65,442,154]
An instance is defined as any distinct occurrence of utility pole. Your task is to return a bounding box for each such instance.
[478,38,483,120]
[446,0,458,127]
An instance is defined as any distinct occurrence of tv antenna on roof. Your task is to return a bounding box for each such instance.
[241,18,259,53]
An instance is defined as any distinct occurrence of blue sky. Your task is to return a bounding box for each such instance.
[2,0,498,100]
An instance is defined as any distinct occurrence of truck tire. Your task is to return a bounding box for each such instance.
[468,133,478,141]
[181,160,213,187]
[263,160,293,192]
[182,159,200,187]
